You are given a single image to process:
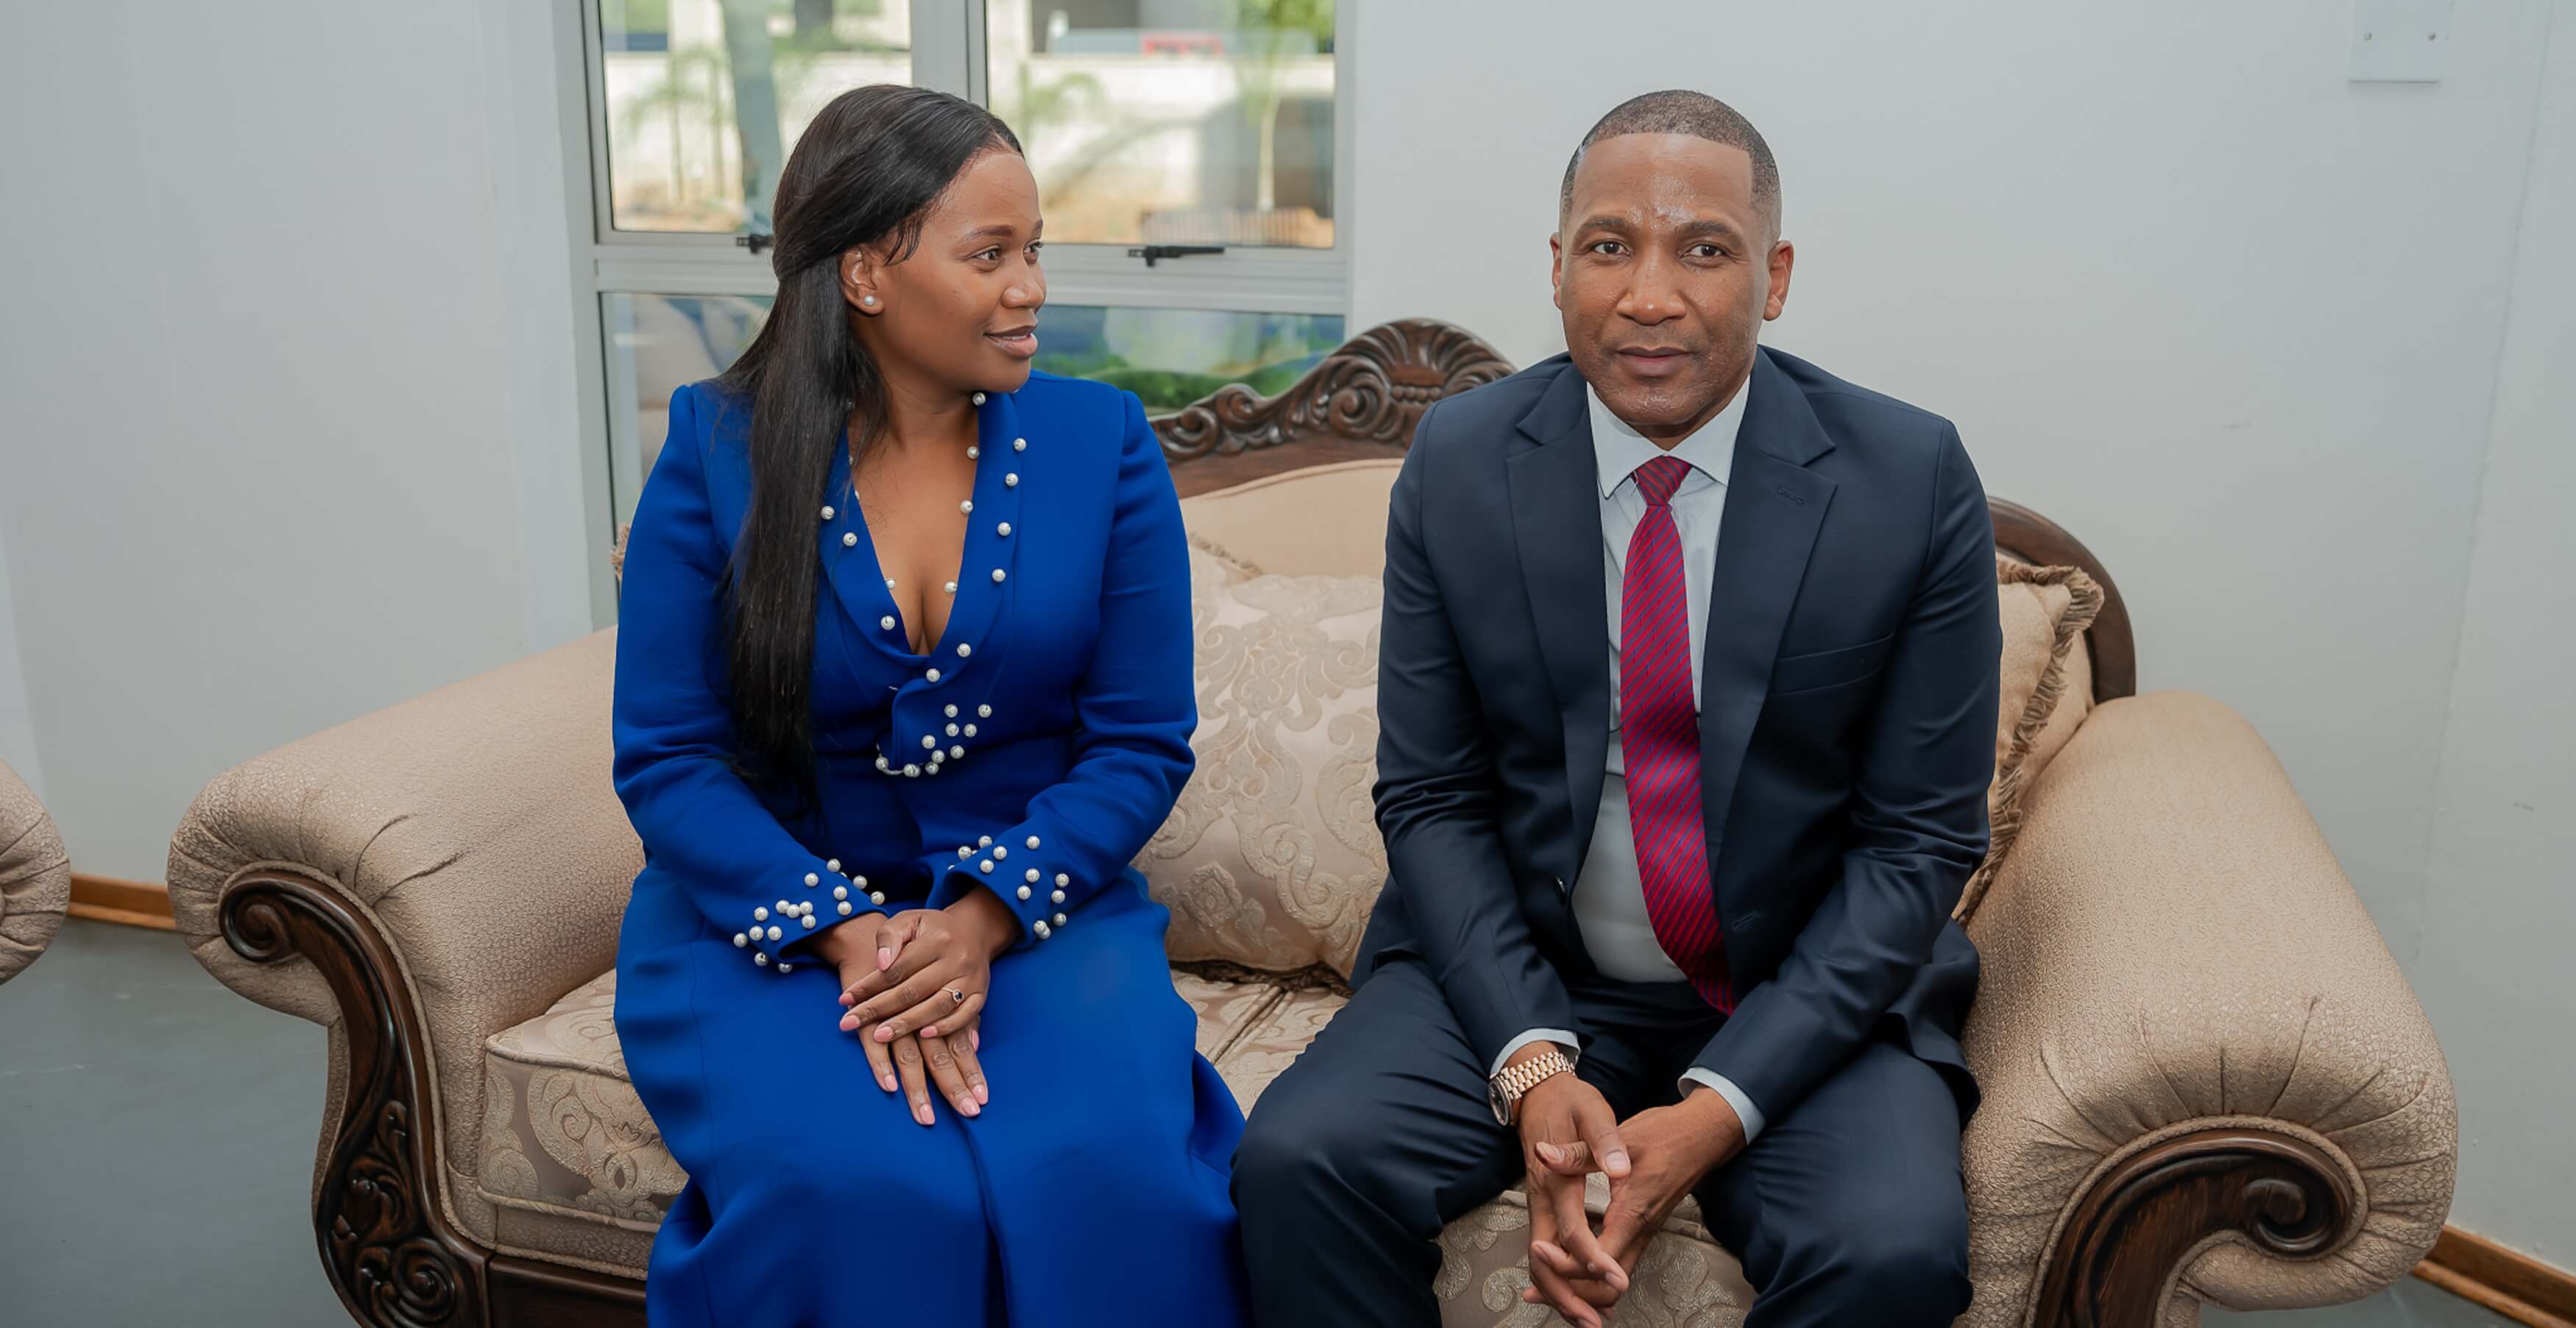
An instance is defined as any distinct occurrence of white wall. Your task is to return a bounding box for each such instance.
[2416,5,2576,1261]
[0,508,43,798]
[1350,0,2571,1253]
[0,0,590,882]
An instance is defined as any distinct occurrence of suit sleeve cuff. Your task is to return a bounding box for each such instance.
[1489,1028,1582,1081]
[735,863,888,972]
[1680,1068,1766,1142]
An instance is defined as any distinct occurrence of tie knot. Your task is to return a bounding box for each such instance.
[1632,454,1692,506]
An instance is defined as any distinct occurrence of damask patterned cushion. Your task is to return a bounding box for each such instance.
[1955,559,2103,922]
[1143,571,1387,977]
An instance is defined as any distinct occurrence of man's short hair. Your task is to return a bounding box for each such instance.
[1559,90,1780,235]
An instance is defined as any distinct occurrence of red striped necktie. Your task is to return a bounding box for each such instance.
[1619,454,1733,1011]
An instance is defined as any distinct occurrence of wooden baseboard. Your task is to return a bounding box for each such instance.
[68,873,175,932]
[2416,1226,2576,1328]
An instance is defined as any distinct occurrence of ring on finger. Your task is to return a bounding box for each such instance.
[946,987,966,1006]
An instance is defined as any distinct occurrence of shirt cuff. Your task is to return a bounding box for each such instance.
[1489,1028,1582,1081]
[1680,1068,1766,1143]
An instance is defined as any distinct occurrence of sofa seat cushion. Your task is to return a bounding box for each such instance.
[473,967,1297,1273]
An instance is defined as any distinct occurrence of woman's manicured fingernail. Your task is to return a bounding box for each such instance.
[969,1029,980,1050]
[973,1083,988,1104]
[914,1104,931,1126]
[921,1024,938,1038]
[880,1074,897,1091]
[957,1097,977,1116]
[874,1025,892,1042]
[878,947,895,969]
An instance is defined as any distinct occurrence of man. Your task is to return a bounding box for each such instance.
[1233,91,2000,1327]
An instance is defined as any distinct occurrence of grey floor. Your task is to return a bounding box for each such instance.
[0,919,2516,1327]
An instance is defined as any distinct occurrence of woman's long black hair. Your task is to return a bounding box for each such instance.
[714,85,1021,789]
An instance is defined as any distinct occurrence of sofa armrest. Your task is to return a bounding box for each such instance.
[1958,691,2455,1327]
[169,629,639,1248]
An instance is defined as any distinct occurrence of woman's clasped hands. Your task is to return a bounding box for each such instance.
[819,889,1021,1128]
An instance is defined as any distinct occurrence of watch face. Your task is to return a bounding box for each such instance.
[1488,1076,1513,1126]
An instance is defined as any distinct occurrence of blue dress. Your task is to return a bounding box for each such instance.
[610,373,1248,1327]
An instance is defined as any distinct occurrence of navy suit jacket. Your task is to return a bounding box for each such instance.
[1357,347,1999,1124]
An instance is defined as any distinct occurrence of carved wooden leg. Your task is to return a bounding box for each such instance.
[224,870,488,1328]
[2033,1129,2354,1328]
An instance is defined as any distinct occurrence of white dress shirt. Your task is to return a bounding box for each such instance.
[1487,372,1768,1142]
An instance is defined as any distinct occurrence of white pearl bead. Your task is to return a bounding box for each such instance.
[1025,836,1040,850]
[753,907,768,922]
[960,846,974,858]
[966,445,980,459]
[922,735,937,749]
[950,745,963,757]
[776,962,793,974]
[904,764,920,777]
[1013,437,1027,451]
[993,845,1008,860]
[853,875,867,888]
[869,891,885,905]
[1005,473,1019,487]
[1034,922,1051,939]
[801,914,816,929]
[927,668,941,682]
[1017,886,1032,900]
[732,932,748,947]
[997,522,1012,537]
[945,704,958,717]
[956,643,971,657]
[885,577,896,589]
[991,569,1006,583]
[804,872,820,887]
[876,755,891,771]
[821,505,835,520]
[980,836,993,847]
[1054,914,1066,926]
[767,925,782,942]
[1025,868,1040,883]
[959,500,974,515]
[825,859,841,872]
[1055,874,1069,887]
[833,885,849,900]
[978,860,994,874]
[972,392,987,405]
[842,532,858,548]
[1050,890,1064,905]
[838,900,853,916]
[946,724,960,736]
[881,615,896,630]
[945,581,958,595]
[756,953,770,966]
[963,724,977,737]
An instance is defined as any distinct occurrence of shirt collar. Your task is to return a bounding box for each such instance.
[1587,367,1751,500]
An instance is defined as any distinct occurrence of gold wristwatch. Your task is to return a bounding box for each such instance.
[1488,1048,1575,1126]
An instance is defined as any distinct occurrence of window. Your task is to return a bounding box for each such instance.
[567,0,1351,610]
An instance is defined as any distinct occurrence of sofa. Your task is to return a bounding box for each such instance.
[171,319,2455,1327]
[1,758,71,985]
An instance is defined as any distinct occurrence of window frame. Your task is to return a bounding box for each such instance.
[559,0,1356,627]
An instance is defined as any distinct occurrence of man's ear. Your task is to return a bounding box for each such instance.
[1549,232,1566,311]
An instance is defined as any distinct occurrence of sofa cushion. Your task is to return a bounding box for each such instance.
[1144,571,1388,977]
[474,967,1300,1274]
[0,760,71,985]
[1956,558,2103,922]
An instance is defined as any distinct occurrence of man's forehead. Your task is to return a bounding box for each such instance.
[1570,133,1755,205]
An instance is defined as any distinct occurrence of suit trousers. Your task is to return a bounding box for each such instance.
[1234,956,1971,1327]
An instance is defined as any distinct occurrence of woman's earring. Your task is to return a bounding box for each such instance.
[860,294,879,308]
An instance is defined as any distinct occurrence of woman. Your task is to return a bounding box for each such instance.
[611,85,1246,1326]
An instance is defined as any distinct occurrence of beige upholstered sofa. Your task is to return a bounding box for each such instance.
[1,759,71,985]
[172,321,2455,1328]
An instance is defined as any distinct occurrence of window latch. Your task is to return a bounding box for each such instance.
[1125,244,1225,267]
[736,233,775,255]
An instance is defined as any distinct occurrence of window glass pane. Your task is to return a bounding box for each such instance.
[604,292,1344,524]
[600,0,913,235]
[986,0,1335,249]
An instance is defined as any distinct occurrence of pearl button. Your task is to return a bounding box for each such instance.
[881,615,896,630]
[991,569,1006,583]
[1025,868,1040,883]
[853,875,867,889]
[876,755,891,771]
[921,735,938,749]
[967,445,980,459]
[833,885,849,900]
[959,500,974,515]
[945,704,958,717]
[1034,922,1051,939]
[776,962,793,974]
[963,724,977,737]
[804,872,820,887]
[950,745,963,757]
[1005,473,1019,487]
[994,845,1008,860]
[1017,886,1032,900]
[838,900,853,916]
[945,581,958,595]
[1054,913,1066,926]
[946,724,960,736]
[754,907,768,922]
[959,846,974,858]
[825,859,841,872]
[1013,437,1027,451]
[756,953,770,966]
[767,925,782,942]
[802,914,817,929]
[1051,890,1065,905]
[732,932,748,947]
[1025,836,1040,850]
[821,505,835,520]
[997,522,1012,537]
[926,668,941,682]
[885,577,896,589]
[903,764,920,777]
[842,532,858,548]
[978,704,991,718]
[978,860,993,875]
[1055,874,1069,887]
[868,890,885,905]
[956,643,971,657]
[972,392,987,405]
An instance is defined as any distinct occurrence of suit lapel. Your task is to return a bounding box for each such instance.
[1505,363,1610,884]
[1697,350,1837,887]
